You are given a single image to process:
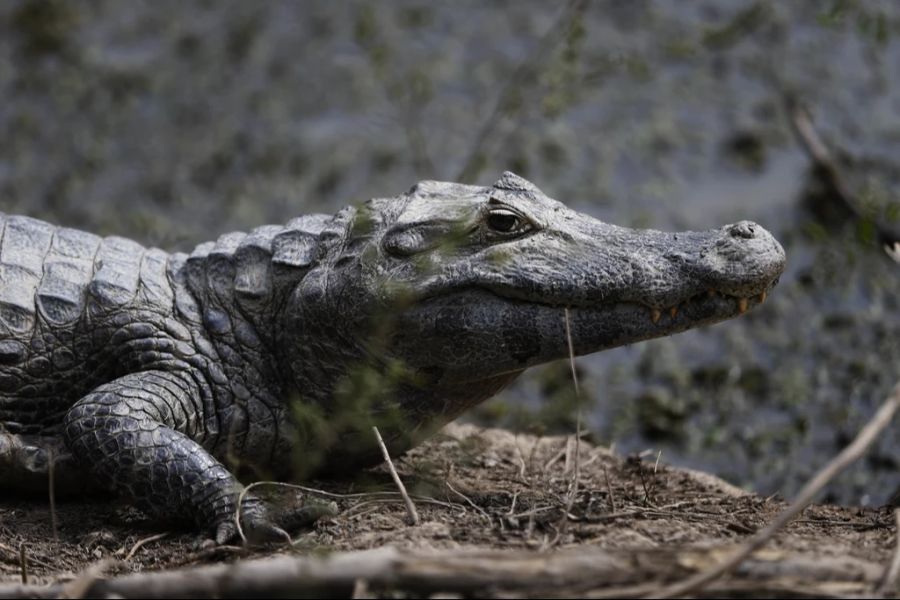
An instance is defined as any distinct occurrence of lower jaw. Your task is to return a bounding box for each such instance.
[562,292,762,356]
[388,286,772,384]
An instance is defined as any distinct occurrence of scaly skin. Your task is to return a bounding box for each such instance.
[0,173,786,542]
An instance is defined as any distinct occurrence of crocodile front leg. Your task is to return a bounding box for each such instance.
[62,370,288,544]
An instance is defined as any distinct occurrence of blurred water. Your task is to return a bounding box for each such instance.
[1,0,898,504]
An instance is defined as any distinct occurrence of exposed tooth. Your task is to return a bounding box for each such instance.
[669,306,678,319]
[738,297,748,314]
[651,308,661,323]
[758,290,767,303]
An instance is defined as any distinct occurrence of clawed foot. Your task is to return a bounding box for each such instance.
[209,495,338,547]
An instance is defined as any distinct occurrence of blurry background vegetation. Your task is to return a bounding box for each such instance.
[1,0,899,505]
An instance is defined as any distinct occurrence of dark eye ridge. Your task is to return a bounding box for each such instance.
[487,210,522,233]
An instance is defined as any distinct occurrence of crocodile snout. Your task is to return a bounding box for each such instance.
[706,220,785,297]
[722,220,783,260]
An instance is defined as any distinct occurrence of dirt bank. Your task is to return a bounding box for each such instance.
[1,423,895,597]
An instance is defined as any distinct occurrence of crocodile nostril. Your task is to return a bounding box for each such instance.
[728,222,756,239]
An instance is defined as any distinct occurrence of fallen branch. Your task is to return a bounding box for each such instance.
[652,382,900,598]
[878,508,900,595]
[0,545,884,599]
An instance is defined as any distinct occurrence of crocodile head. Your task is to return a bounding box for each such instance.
[286,172,785,460]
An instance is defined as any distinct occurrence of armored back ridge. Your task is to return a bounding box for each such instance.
[0,215,143,334]
[180,213,334,341]
[0,173,785,543]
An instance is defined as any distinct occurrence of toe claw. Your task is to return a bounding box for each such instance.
[213,501,292,546]
[207,494,336,546]
[214,521,237,546]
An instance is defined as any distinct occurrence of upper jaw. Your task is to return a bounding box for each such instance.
[479,267,780,312]
[481,275,778,326]
[479,218,786,313]
[386,218,786,322]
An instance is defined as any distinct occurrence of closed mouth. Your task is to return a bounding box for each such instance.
[480,276,779,325]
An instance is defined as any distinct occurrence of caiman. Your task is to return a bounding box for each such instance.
[0,172,785,543]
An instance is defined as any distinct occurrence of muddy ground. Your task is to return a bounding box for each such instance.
[0,423,895,597]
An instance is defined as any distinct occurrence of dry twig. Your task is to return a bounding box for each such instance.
[17,544,26,585]
[123,533,169,562]
[603,465,617,513]
[445,480,491,525]
[373,425,419,526]
[563,308,582,515]
[543,430,590,473]
[0,542,54,572]
[47,448,57,542]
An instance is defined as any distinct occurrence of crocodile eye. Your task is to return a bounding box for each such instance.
[486,208,530,235]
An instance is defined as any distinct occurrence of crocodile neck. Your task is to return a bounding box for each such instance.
[177,209,362,401]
